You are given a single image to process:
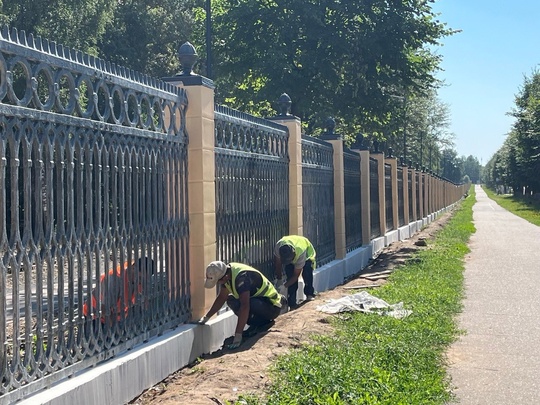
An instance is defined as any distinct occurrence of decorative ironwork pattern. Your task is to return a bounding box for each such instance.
[384,163,393,231]
[369,158,381,239]
[397,167,405,226]
[344,150,362,252]
[214,105,289,280]
[0,27,187,134]
[302,135,335,266]
[0,27,189,401]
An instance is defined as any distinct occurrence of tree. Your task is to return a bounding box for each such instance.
[0,0,115,54]
[440,148,462,183]
[0,0,196,79]
[98,0,197,79]
[508,70,540,194]
[462,155,481,184]
[386,89,454,169]
[211,0,455,138]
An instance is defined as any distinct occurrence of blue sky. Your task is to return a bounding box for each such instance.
[431,0,540,165]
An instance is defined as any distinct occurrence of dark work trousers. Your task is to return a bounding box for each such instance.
[284,259,314,307]
[227,296,281,326]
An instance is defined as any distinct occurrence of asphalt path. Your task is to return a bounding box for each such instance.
[449,185,540,404]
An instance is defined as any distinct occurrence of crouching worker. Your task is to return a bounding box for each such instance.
[196,261,287,349]
[274,235,317,309]
[83,257,155,327]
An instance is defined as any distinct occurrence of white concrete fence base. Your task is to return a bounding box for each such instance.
[22,208,453,405]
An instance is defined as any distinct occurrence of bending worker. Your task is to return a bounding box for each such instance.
[83,257,155,325]
[274,235,316,309]
[197,261,287,349]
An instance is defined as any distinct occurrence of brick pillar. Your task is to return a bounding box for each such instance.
[326,139,346,259]
[271,115,303,236]
[164,73,217,319]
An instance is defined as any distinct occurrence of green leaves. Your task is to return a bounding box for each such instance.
[486,69,540,194]
[245,192,475,405]
[212,0,454,137]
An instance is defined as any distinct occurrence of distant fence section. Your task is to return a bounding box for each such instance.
[369,157,381,239]
[302,135,335,267]
[343,149,362,252]
[384,162,394,232]
[0,30,469,403]
[214,105,289,280]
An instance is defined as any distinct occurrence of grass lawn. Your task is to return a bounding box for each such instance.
[238,187,476,405]
[482,186,540,226]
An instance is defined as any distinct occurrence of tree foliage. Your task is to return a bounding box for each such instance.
[1,0,466,170]
[0,0,115,54]
[461,155,481,184]
[0,0,195,78]
[383,88,454,169]
[211,0,455,138]
[486,70,540,195]
[98,0,196,78]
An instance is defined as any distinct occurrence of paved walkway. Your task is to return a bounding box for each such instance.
[449,185,540,404]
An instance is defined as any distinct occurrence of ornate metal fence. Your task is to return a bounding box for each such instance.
[214,106,289,280]
[0,27,190,402]
[384,163,393,232]
[397,166,404,226]
[343,149,362,252]
[302,135,335,266]
[369,157,381,239]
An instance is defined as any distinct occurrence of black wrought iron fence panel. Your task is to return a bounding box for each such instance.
[416,172,421,219]
[0,27,190,402]
[343,150,362,252]
[408,170,414,220]
[397,167,404,226]
[384,163,393,232]
[369,158,381,239]
[302,135,335,266]
[214,105,289,280]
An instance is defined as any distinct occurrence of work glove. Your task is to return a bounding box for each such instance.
[227,333,243,349]
[194,315,209,324]
[274,278,287,296]
[278,284,287,296]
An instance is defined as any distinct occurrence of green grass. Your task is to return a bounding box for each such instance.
[237,187,476,405]
[482,186,540,226]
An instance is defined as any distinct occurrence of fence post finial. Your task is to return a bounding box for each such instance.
[178,42,198,76]
[321,117,341,140]
[277,93,292,116]
[372,139,380,153]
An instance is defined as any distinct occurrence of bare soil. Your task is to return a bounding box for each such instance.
[130,212,453,405]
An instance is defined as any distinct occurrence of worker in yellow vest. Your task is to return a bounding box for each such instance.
[196,261,287,349]
[273,235,316,309]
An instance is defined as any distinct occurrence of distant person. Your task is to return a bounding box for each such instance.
[274,235,317,309]
[196,261,287,349]
[83,257,155,325]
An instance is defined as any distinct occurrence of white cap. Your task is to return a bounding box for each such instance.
[204,261,227,288]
